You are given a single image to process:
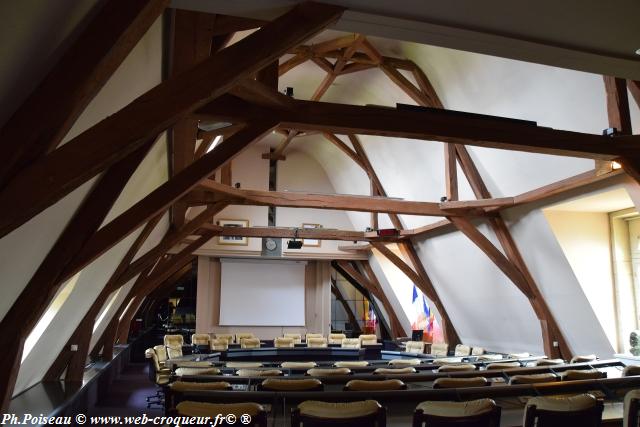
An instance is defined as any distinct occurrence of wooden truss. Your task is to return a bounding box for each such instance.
[0,1,638,409]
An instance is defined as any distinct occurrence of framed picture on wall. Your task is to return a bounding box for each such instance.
[302,223,322,247]
[217,219,249,246]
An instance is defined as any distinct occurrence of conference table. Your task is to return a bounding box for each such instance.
[221,346,373,361]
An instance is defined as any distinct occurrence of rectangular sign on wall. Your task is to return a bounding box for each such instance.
[219,259,306,326]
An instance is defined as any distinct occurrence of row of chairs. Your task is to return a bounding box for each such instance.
[172,391,627,426]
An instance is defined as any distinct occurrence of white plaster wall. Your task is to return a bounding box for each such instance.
[0,9,167,394]
[276,149,356,256]
[367,253,412,336]
[286,35,640,356]
[544,210,617,350]
[196,145,270,254]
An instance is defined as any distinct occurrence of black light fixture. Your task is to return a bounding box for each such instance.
[287,228,303,249]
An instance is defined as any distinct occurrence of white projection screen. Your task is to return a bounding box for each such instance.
[219,259,306,326]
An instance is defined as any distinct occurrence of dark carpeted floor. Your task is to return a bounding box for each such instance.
[88,363,163,418]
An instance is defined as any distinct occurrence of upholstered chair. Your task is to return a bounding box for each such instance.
[535,358,565,367]
[341,338,361,349]
[145,348,170,408]
[405,341,425,354]
[306,337,328,348]
[236,332,256,344]
[174,367,221,377]
[236,368,283,377]
[166,345,183,359]
[259,378,323,391]
[523,394,603,427]
[413,399,500,427]
[176,402,268,427]
[306,333,323,341]
[430,343,449,357]
[388,358,422,367]
[471,347,486,356]
[240,337,261,349]
[152,344,168,368]
[508,373,558,385]
[281,361,317,369]
[274,337,295,348]
[284,333,302,344]
[191,333,210,347]
[210,338,229,351]
[559,369,605,381]
[433,357,462,365]
[508,352,530,359]
[624,389,640,427]
[570,354,597,364]
[477,354,503,361]
[359,334,378,346]
[437,363,476,373]
[292,400,386,427]
[328,333,347,344]
[334,361,369,368]
[345,379,406,391]
[307,367,352,376]
[215,333,234,344]
[623,365,640,377]
[164,334,184,347]
[433,377,489,389]
[455,344,472,356]
[373,367,416,375]
[485,361,521,370]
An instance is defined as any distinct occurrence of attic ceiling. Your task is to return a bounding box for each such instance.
[171,0,640,80]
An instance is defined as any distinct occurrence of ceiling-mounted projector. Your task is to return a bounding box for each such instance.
[287,228,303,249]
[287,240,303,249]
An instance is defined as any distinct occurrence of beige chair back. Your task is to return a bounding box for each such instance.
[570,354,597,364]
[236,332,255,343]
[284,333,302,344]
[153,345,167,364]
[359,334,378,346]
[454,344,472,356]
[166,345,183,359]
[471,346,485,355]
[307,367,351,376]
[281,362,317,369]
[341,338,361,349]
[560,369,604,381]
[430,343,449,357]
[292,400,384,426]
[210,338,229,351]
[305,333,323,341]
[485,361,520,370]
[215,333,234,344]
[164,334,184,347]
[437,363,476,373]
[191,333,210,346]
[274,337,295,348]
[373,367,416,375]
[405,341,425,354]
[523,393,602,427]
[414,399,500,426]
[240,337,261,349]
[509,373,557,385]
[328,333,346,344]
[307,337,328,348]
[624,389,640,427]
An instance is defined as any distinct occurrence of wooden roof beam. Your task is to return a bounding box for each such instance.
[59,122,273,283]
[0,0,169,186]
[197,97,633,159]
[200,179,486,217]
[0,2,344,238]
